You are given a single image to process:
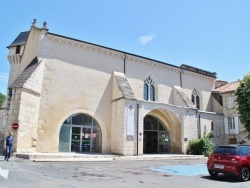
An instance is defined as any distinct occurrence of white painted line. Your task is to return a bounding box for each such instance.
[0,167,9,179]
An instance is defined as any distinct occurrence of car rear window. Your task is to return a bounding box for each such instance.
[214,147,237,155]
[238,146,250,156]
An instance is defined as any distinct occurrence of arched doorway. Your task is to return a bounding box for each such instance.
[143,115,169,154]
[59,113,102,153]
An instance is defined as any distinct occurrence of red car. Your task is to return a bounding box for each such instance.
[207,145,250,181]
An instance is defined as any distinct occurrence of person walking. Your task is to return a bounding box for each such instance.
[4,132,14,161]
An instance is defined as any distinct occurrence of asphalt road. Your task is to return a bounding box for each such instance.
[0,157,249,188]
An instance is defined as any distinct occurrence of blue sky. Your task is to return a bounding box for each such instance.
[1,0,250,94]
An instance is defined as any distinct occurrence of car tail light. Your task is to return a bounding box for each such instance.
[231,157,240,164]
[208,156,212,161]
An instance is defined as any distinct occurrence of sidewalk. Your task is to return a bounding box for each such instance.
[14,153,207,162]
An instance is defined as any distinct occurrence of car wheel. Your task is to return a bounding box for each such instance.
[239,166,250,181]
[208,170,219,177]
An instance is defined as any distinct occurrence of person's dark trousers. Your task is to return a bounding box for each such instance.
[5,146,12,161]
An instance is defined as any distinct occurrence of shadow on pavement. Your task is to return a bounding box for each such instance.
[201,174,243,183]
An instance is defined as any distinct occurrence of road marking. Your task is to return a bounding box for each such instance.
[152,164,208,176]
[0,167,9,179]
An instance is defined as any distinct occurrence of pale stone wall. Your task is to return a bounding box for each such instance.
[212,97,223,114]
[45,32,216,114]
[19,27,42,73]
[173,87,186,107]
[211,114,225,146]
[36,58,112,153]
[7,44,25,87]
[7,60,21,87]
[182,109,197,153]
[125,58,180,104]
[5,61,45,153]
[5,89,21,152]
[0,101,8,148]
[181,71,215,112]
[111,99,125,154]
[111,99,138,156]
[15,89,40,152]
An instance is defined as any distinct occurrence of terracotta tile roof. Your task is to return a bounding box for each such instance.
[213,81,239,93]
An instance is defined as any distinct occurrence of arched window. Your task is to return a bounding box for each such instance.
[192,89,200,109]
[59,113,102,153]
[144,83,148,100]
[150,85,155,101]
[144,76,155,101]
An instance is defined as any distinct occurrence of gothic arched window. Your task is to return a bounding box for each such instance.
[192,89,200,109]
[144,76,155,101]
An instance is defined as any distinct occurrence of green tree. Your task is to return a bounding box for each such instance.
[0,92,6,107]
[234,72,250,139]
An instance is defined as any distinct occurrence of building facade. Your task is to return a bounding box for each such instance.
[0,23,225,155]
[213,81,250,145]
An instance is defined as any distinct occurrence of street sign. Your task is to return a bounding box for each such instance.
[12,123,19,130]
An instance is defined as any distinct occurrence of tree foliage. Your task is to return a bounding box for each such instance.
[0,92,6,107]
[234,72,250,139]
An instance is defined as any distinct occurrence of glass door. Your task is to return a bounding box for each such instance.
[71,127,81,152]
[82,127,92,152]
[158,131,169,153]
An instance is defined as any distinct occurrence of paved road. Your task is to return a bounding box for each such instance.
[0,157,249,188]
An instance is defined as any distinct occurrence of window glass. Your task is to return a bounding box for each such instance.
[191,95,194,104]
[144,84,148,100]
[148,115,158,130]
[192,90,200,109]
[228,117,235,129]
[144,117,152,130]
[159,121,167,131]
[196,95,200,109]
[59,125,71,152]
[214,147,237,155]
[93,119,98,127]
[150,85,155,101]
[144,76,155,101]
[72,114,92,125]
[238,146,250,156]
[63,117,71,124]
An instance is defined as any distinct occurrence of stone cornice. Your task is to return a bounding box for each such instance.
[47,34,125,59]
[182,70,215,81]
[7,55,22,65]
[126,54,180,73]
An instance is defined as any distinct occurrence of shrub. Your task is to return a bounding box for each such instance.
[188,133,215,157]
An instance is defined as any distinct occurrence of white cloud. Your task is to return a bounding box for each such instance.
[0,72,8,82]
[139,32,157,45]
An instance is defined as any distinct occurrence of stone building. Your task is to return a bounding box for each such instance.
[0,22,225,155]
[213,81,250,144]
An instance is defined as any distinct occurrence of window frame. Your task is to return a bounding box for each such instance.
[191,89,200,109]
[144,76,155,101]
[227,96,234,108]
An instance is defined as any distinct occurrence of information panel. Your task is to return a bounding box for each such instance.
[127,105,135,140]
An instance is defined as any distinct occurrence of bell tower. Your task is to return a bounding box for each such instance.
[7,31,29,87]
